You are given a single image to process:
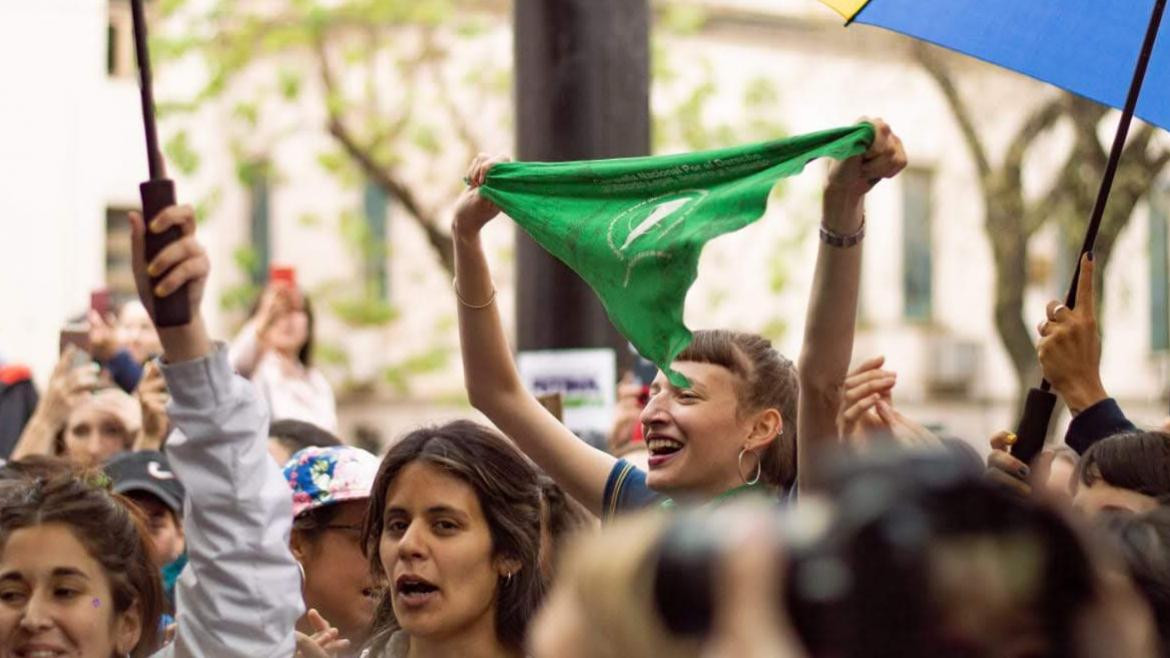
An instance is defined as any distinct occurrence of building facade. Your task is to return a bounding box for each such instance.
[2,0,1167,448]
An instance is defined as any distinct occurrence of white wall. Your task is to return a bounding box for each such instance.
[0,0,135,380]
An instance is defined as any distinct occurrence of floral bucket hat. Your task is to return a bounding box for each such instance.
[283,445,380,518]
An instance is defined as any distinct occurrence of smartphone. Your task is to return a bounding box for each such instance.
[90,288,111,318]
[59,324,89,354]
[59,324,92,368]
[269,264,296,288]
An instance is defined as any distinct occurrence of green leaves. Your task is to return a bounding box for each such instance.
[164,131,201,176]
[330,296,400,326]
[279,69,303,101]
[659,4,708,35]
[382,346,451,395]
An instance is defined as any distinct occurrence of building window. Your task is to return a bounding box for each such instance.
[248,162,271,285]
[902,168,934,322]
[107,1,134,78]
[107,1,159,78]
[362,181,389,300]
[104,208,138,304]
[1150,184,1170,352]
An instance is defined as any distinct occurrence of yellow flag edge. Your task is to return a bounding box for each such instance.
[816,0,869,21]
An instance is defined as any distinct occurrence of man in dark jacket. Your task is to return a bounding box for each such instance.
[0,361,38,460]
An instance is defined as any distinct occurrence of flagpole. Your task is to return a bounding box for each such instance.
[131,0,189,327]
[1011,0,1167,464]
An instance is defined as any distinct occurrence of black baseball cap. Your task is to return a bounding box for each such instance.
[104,451,185,516]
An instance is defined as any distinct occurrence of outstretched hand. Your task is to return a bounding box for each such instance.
[134,361,170,451]
[87,310,120,362]
[838,356,940,448]
[39,346,99,429]
[984,430,1032,498]
[838,356,896,440]
[1037,252,1106,414]
[294,609,351,658]
[452,153,509,239]
[253,283,298,334]
[130,205,211,363]
[827,118,907,200]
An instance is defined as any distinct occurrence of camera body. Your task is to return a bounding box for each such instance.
[652,449,1093,658]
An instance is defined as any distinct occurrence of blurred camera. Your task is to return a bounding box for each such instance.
[652,449,1096,658]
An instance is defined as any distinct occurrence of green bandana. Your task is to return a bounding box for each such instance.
[479,124,874,386]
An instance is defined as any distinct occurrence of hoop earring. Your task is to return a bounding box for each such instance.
[296,560,306,584]
[737,447,762,486]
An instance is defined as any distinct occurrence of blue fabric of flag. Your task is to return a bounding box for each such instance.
[854,0,1170,130]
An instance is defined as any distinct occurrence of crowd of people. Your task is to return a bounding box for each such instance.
[0,119,1168,658]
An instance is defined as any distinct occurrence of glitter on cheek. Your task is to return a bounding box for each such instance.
[92,598,101,608]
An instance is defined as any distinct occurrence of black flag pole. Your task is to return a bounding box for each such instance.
[131,0,189,327]
[1010,0,1167,464]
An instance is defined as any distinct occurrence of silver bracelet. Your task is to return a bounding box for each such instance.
[819,216,866,248]
[453,277,496,309]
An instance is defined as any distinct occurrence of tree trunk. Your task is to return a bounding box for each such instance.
[512,0,650,361]
[988,199,1040,416]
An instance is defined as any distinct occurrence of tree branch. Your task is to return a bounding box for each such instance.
[914,44,991,182]
[431,60,483,163]
[1003,96,1064,181]
[315,36,455,274]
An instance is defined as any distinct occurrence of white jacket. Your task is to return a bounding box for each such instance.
[229,322,338,432]
[153,345,304,658]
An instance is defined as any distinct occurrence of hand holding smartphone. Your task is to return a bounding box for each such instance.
[90,288,112,318]
[269,264,296,288]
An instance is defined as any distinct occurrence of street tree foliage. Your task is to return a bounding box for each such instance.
[917,44,1170,406]
[151,1,796,392]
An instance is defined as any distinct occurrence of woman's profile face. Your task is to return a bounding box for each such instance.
[298,500,376,646]
[640,361,756,497]
[379,461,509,641]
[0,523,142,658]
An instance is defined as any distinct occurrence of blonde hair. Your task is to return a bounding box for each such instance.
[552,512,703,658]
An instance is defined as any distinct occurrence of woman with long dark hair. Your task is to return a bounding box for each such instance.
[231,282,337,431]
[360,421,545,658]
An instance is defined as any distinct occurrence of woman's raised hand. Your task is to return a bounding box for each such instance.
[984,430,1032,498]
[254,283,296,334]
[87,309,120,361]
[39,346,99,428]
[134,361,170,451]
[294,609,351,658]
[837,355,897,441]
[452,153,509,239]
[130,204,212,362]
[826,117,907,200]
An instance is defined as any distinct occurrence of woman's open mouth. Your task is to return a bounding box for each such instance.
[647,436,684,469]
[395,574,440,608]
